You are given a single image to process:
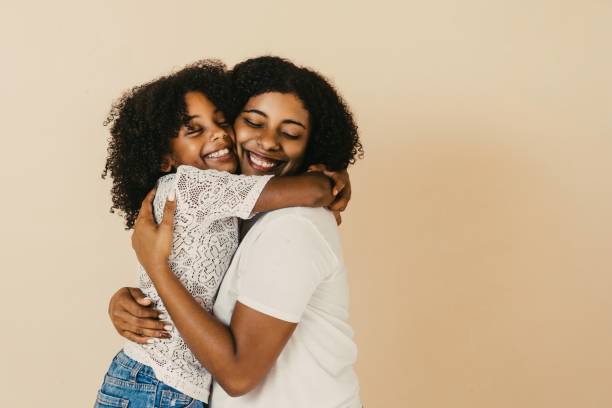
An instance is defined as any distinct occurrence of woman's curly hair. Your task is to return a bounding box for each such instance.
[102,60,232,229]
[228,56,363,171]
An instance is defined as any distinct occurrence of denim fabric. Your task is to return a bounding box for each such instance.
[94,351,207,408]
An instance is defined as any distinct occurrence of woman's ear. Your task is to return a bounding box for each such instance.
[160,154,174,173]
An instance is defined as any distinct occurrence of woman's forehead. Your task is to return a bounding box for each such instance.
[243,92,309,124]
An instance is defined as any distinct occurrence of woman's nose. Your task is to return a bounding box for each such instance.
[257,130,280,151]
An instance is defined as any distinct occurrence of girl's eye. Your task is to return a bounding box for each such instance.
[186,126,203,136]
[217,121,230,128]
[244,118,263,128]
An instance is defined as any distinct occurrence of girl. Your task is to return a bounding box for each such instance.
[96,60,345,408]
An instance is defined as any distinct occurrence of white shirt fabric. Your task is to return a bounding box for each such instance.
[212,207,361,408]
[123,165,272,403]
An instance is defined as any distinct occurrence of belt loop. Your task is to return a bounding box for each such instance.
[130,362,142,381]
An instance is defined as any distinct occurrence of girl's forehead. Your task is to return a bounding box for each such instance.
[184,91,224,117]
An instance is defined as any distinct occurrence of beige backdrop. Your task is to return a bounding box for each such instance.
[1,1,611,407]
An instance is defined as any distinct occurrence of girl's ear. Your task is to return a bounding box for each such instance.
[160,154,174,172]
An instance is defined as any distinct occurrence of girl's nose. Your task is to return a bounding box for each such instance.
[210,128,229,142]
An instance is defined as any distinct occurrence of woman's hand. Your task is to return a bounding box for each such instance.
[307,164,352,225]
[131,188,177,276]
[108,287,171,344]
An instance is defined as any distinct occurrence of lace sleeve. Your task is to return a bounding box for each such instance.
[171,165,273,222]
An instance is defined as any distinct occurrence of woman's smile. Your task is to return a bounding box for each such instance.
[234,92,310,177]
[244,149,287,171]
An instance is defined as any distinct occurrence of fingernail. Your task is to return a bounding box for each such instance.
[164,325,173,331]
[158,314,168,320]
[142,297,152,303]
[333,189,338,196]
[167,190,176,202]
[146,338,157,344]
[161,332,172,338]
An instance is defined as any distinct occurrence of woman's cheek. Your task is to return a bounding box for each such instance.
[286,140,308,162]
[235,125,256,145]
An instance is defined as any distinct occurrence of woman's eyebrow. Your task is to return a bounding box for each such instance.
[244,109,306,129]
[282,119,306,129]
[243,109,267,117]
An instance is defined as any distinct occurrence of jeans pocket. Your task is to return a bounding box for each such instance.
[94,390,129,408]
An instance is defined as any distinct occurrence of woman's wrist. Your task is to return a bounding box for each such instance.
[144,260,171,278]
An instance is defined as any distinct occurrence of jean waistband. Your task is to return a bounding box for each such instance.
[114,350,157,379]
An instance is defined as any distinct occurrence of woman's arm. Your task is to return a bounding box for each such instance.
[132,191,297,396]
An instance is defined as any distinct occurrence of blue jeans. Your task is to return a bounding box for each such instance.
[94,350,208,408]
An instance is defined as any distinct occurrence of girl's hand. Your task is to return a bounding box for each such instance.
[131,188,176,276]
[108,287,171,344]
[307,165,352,225]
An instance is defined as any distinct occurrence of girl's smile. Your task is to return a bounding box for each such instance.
[163,91,238,174]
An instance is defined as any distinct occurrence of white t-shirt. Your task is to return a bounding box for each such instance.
[212,207,361,408]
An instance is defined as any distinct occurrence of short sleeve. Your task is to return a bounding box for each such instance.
[236,214,338,323]
[173,165,273,222]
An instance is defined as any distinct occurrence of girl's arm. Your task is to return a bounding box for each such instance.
[253,172,335,212]
[172,165,347,224]
[254,166,351,214]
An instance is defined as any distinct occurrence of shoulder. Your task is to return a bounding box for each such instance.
[154,173,176,201]
[264,206,334,223]
[250,207,342,259]
[260,207,336,233]
[175,165,226,180]
[175,165,271,185]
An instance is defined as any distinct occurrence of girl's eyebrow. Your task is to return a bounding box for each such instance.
[185,109,223,121]
[243,109,306,129]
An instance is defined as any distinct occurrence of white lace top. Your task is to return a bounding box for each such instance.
[123,165,272,403]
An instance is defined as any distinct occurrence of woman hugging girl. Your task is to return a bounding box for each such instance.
[97,59,349,407]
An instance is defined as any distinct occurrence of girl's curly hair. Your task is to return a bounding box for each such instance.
[102,60,232,229]
[228,56,363,171]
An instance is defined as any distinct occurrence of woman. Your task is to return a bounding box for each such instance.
[109,56,364,407]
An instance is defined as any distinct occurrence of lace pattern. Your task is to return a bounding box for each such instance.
[123,165,272,402]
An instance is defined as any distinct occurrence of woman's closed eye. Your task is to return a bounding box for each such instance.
[282,131,299,140]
